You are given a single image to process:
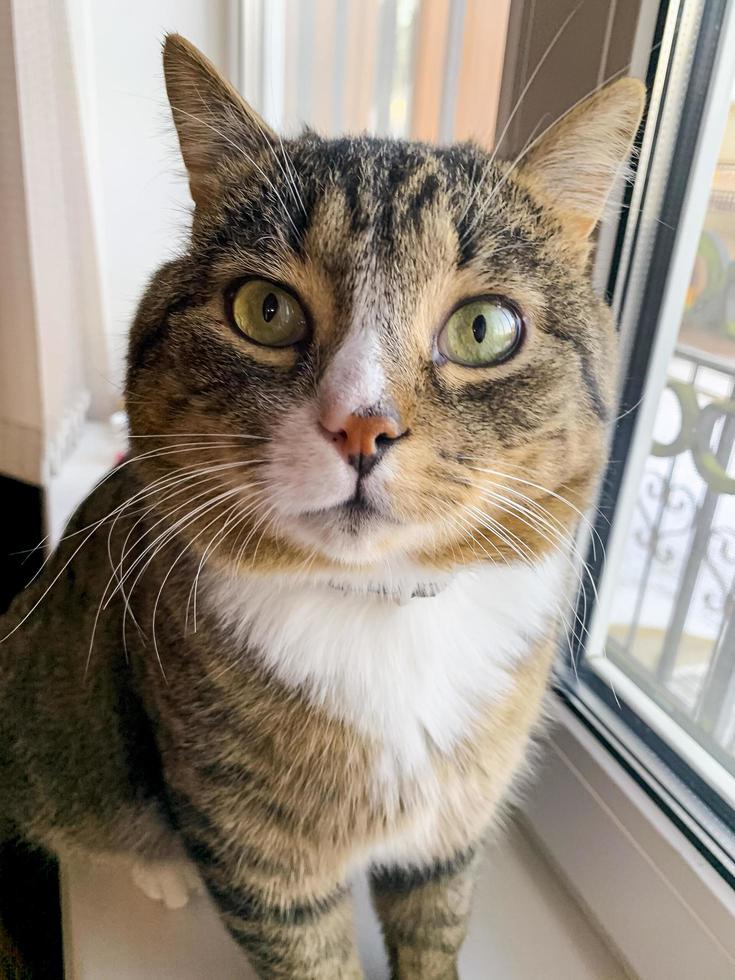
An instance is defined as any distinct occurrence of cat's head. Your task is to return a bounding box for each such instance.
[126,35,644,574]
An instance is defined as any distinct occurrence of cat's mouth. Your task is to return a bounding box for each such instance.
[262,429,430,562]
[277,482,415,564]
[301,491,393,536]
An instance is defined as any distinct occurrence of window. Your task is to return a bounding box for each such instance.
[565,0,735,883]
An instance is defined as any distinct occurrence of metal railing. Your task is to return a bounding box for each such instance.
[608,345,735,773]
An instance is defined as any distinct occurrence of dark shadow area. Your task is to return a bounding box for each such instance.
[0,475,63,979]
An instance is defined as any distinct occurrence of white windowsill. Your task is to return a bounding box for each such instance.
[61,820,628,980]
[523,695,735,980]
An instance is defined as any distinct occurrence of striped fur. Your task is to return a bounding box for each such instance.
[0,34,644,978]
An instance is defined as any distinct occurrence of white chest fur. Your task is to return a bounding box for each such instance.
[202,554,565,779]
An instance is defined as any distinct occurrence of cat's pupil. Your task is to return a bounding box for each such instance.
[262,293,279,323]
[472,314,486,343]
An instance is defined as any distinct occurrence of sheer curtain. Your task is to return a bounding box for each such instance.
[1,0,110,486]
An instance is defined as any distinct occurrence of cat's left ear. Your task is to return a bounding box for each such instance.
[163,33,276,211]
[518,77,646,240]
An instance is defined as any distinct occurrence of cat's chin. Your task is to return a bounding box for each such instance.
[281,503,432,566]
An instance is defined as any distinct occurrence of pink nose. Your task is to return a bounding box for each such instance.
[320,407,404,476]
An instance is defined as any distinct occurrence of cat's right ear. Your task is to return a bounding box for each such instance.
[163,33,276,211]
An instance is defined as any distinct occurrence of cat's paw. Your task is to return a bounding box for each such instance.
[131,856,203,910]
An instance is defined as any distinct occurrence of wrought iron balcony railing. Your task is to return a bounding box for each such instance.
[607,344,735,774]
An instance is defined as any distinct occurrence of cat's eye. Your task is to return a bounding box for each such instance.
[228,279,308,347]
[438,297,523,367]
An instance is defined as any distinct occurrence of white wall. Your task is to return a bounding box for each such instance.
[67,0,232,394]
[3,0,100,484]
[0,0,230,484]
[12,0,106,477]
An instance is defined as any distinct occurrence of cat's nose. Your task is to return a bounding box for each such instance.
[320,407,405,476]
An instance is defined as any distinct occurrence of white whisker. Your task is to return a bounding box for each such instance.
[186,490,268,632]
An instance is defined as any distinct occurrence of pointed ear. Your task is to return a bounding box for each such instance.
[162,33,276,210]
[518,78,646,239]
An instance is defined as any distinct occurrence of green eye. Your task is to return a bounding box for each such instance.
[229,279,308,347]
[439,297,523,366]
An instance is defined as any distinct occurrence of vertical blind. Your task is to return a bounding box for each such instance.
[236,0,511,147]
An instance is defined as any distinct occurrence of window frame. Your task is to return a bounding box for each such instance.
[577,0,735,830]
[525,0,735,952]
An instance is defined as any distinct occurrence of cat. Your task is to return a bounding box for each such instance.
[0,33,644,979]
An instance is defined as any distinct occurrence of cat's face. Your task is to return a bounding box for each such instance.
[126,36,644,572]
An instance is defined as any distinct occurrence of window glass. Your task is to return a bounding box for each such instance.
[604,98,735,778]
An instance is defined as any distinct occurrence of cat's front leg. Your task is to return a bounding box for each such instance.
[188,845,363,979]
[370,848,479,980]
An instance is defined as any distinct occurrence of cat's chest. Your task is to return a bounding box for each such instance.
[202,555,563,776]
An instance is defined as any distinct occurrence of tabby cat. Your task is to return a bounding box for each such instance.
[0,34,644,979]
